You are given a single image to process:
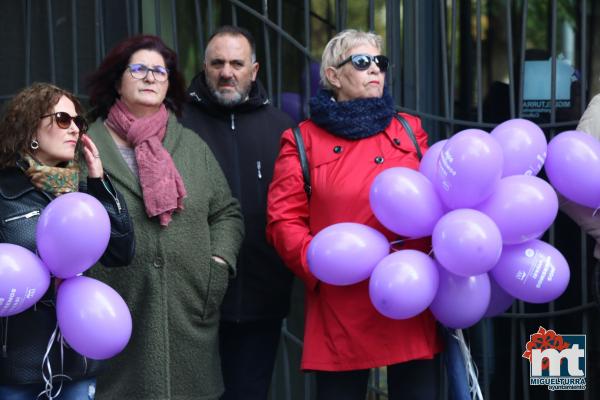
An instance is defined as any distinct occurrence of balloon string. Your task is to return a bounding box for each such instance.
[2,317,8,358]
[82,344,88,374]
[390,239,435,256]
[390,237,427,245]
[389,239,404,252]
[452,329,483,400]
[39,323,72,400]
[40,324,58,399]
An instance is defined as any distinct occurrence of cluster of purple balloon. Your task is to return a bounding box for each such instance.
[307,119,572,329]
[0,193,131,360]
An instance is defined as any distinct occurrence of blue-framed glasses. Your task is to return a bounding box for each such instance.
[127,64,169,82]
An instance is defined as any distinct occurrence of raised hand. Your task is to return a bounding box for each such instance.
[80,133,104,178]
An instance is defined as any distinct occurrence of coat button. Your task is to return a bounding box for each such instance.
[153,257,163,268]
[375,156,384,164]
[393,138,401,145]
[333,146,342,153]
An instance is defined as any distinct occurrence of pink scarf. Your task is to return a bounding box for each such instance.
[106,100,187,226]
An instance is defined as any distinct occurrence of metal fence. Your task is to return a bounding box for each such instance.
[1,1,599,399]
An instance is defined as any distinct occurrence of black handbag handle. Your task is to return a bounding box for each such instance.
[292,126,312,198]
[393,113,423,160]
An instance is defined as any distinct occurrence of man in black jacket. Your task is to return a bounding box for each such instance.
[180,25,295,400]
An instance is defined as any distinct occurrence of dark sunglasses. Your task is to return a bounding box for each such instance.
[40,112,88,132]
[336,54,389,72]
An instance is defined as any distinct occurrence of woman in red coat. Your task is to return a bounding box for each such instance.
[266,29,443,399]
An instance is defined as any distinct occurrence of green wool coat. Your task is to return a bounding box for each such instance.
[86,113,244,400]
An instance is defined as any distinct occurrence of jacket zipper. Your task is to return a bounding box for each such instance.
[102,176,122,213]
[230,112,243,321]
[256,161,262,179]
[115,195,122,213]
[189,92,202,103]
[3,210,41,223]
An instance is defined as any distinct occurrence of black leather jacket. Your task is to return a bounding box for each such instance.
[0,165,135,385]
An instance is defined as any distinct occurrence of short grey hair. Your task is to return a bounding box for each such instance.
[320,29,383,91]
[205,25,257,63]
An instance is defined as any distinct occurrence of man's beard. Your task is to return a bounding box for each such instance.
[208,78,252,107]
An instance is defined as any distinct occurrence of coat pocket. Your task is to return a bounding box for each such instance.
[202,258,230,320]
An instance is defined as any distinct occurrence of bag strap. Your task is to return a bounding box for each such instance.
[292,115,421,199]
[393,113,423,160]
[292,126,312,199]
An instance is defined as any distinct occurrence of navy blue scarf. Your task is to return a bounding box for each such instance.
[309,87,396,140]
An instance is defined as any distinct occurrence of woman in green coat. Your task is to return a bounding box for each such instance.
[85,35,244,400]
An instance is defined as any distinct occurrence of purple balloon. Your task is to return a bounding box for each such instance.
[281,92,303,124]
[477,175,558,244]
[369,250,439,319]
[419,140,447,182]
[545,130,600,208]
[57,276,132,360]
[490,240,570,303]
[432,209,502,277]
[370,167,445,238]
[307,223,389,285]
[434,129,503,209]
[490,118,547,177]
[302,61,321,97]
[0,244,50,317]
[36,192,111,279]
[429,265,491,329]
[484,277,514,317]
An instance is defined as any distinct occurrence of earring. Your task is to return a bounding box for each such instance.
[30,139,39,150]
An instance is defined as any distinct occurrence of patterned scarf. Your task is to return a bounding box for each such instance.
[309,86,396,140]
[21,154,79,196]
[105,99,187,227]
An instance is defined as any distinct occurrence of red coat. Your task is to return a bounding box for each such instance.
[266,114,443,371]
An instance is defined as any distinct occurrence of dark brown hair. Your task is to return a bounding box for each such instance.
[86,34,186,121]
[0,82,84,169]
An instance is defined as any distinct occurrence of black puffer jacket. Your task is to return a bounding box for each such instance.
[0,162,135,385]
[180,73,294,321]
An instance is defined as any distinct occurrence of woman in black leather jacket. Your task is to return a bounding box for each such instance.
[0,83,135,399]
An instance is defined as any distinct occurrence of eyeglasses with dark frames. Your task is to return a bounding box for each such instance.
[40,112,88,133]
[336,54,389,73]
[127,63,169,82]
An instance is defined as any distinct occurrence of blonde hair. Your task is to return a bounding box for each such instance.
[320,29,383,91]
